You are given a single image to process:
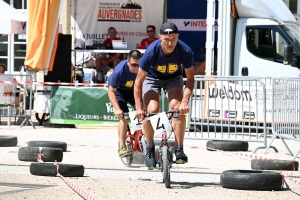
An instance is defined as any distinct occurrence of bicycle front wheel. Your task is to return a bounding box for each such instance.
[119,139,133,166]
[162,146,171,188]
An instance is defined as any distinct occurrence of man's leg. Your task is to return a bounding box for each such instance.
[165,76,188,164]
[143,90,160,169]
[118,118,128,147]
[95,54,107,83]
[116,93,131,157]
[166,87,188,164]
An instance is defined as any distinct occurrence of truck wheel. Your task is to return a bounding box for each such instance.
[28,141,67,152]
[0,136,17,147]
[251,159,299,171]
[221,170,282,191]
[30,163,84,177]
[206,140,248,151]
[18,147,63,162]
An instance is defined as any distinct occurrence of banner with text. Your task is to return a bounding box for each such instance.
[203,81,269,123]
[75,0,164,49]
[168,19,218,31]
[49,86,168,125]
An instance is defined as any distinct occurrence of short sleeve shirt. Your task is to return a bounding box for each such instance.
[138,39,194,79]
[140,38,158,47]
[108,60,136,91]
[103,37,124,59]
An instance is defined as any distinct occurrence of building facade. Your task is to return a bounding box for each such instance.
[0,0,299,74]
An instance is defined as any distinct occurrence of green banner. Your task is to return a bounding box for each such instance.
[50,86,169,125]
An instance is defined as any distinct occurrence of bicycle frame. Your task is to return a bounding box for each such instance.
[126,125,144,152]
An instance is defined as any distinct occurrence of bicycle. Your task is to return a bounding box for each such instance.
[145,110,180,188]
[119,112,146,166]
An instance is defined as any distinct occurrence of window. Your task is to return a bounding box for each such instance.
[289,0,297,14]
[274,32,288,63]
[246,28,274,61]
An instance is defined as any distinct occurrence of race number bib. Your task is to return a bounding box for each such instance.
[149,112,172,135]
[129,111,142,131]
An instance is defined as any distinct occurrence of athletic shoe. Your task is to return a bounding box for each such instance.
[144,146,156,170]
[118,145,131,157]
[175,148,188,164]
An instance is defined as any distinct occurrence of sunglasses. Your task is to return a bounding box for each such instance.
[147,30,154,33]
[130,63,139,67]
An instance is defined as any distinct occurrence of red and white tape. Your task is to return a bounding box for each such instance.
[54,162,96,200]
[0,150,17,154]
[278,171,300,186]
[206,147,273,160]
[207,146,300,187]
[0,80,105,86]
[37,147,43,162]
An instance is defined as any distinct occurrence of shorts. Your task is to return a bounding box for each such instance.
[116,90,135,113]
[142,75,184,94]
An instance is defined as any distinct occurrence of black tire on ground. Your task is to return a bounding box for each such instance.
[30,163,84,177]
[206,140,248,151]
[18,147,63,162]
[162,146,171,188]
[27,141,67,152]
[220,170,283,191]
[251,159,299,171]
[0,136,17,147]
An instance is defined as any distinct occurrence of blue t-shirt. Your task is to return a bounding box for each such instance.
[108,60,136,91]
[138,39,194,79]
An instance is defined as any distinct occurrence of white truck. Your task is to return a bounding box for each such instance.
[205,0,300,77]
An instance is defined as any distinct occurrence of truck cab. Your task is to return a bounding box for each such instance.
[207,0,300,77]
[234,19,300,77]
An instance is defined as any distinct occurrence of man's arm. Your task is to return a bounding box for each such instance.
[180,66,194,113]
[134,68,148,119]
[109,53,121,61]
[107,85,123,118]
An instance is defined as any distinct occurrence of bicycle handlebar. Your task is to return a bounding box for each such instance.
[145,110,181,119]
[123,113,130,120]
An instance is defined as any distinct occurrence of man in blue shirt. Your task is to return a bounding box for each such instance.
[108,50,142,157]
[134,22,195,169]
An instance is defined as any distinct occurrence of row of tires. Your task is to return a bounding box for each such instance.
[207,140,297,191]
[207,140,299,171]
[0,135,85,177]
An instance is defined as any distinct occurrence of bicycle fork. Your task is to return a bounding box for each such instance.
[157,132,173,168]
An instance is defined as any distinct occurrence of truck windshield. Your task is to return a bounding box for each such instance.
[282,24,300,48]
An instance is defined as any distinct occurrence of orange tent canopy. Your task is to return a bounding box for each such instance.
[24,0,63,73]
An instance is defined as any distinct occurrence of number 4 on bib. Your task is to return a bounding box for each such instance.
[129,111,143,131]
[149,112,172,135]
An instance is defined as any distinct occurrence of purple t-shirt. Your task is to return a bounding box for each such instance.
[108,60,136,91]
[138,39,194,79]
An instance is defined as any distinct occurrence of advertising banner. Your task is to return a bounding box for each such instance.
[167,19,218,31]
[203,81,268,123]
[75,0,164,49]
[0,75,16,105]
[50,86,168,125]
[203,80,300,124]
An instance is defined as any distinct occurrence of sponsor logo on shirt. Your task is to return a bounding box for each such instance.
[168,64,178,74]
[125,80,134,88]
[157,65,166,73]
[157,64,178,74]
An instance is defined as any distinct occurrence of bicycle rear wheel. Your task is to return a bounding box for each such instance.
[162,146,171,188]
[120,139,133,166]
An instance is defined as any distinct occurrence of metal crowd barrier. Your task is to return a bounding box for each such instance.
[182,76,276,153]
[263,78,300,160]
[0,74,35,129]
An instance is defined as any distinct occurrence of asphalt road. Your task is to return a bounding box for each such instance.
[0,125,300,200]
